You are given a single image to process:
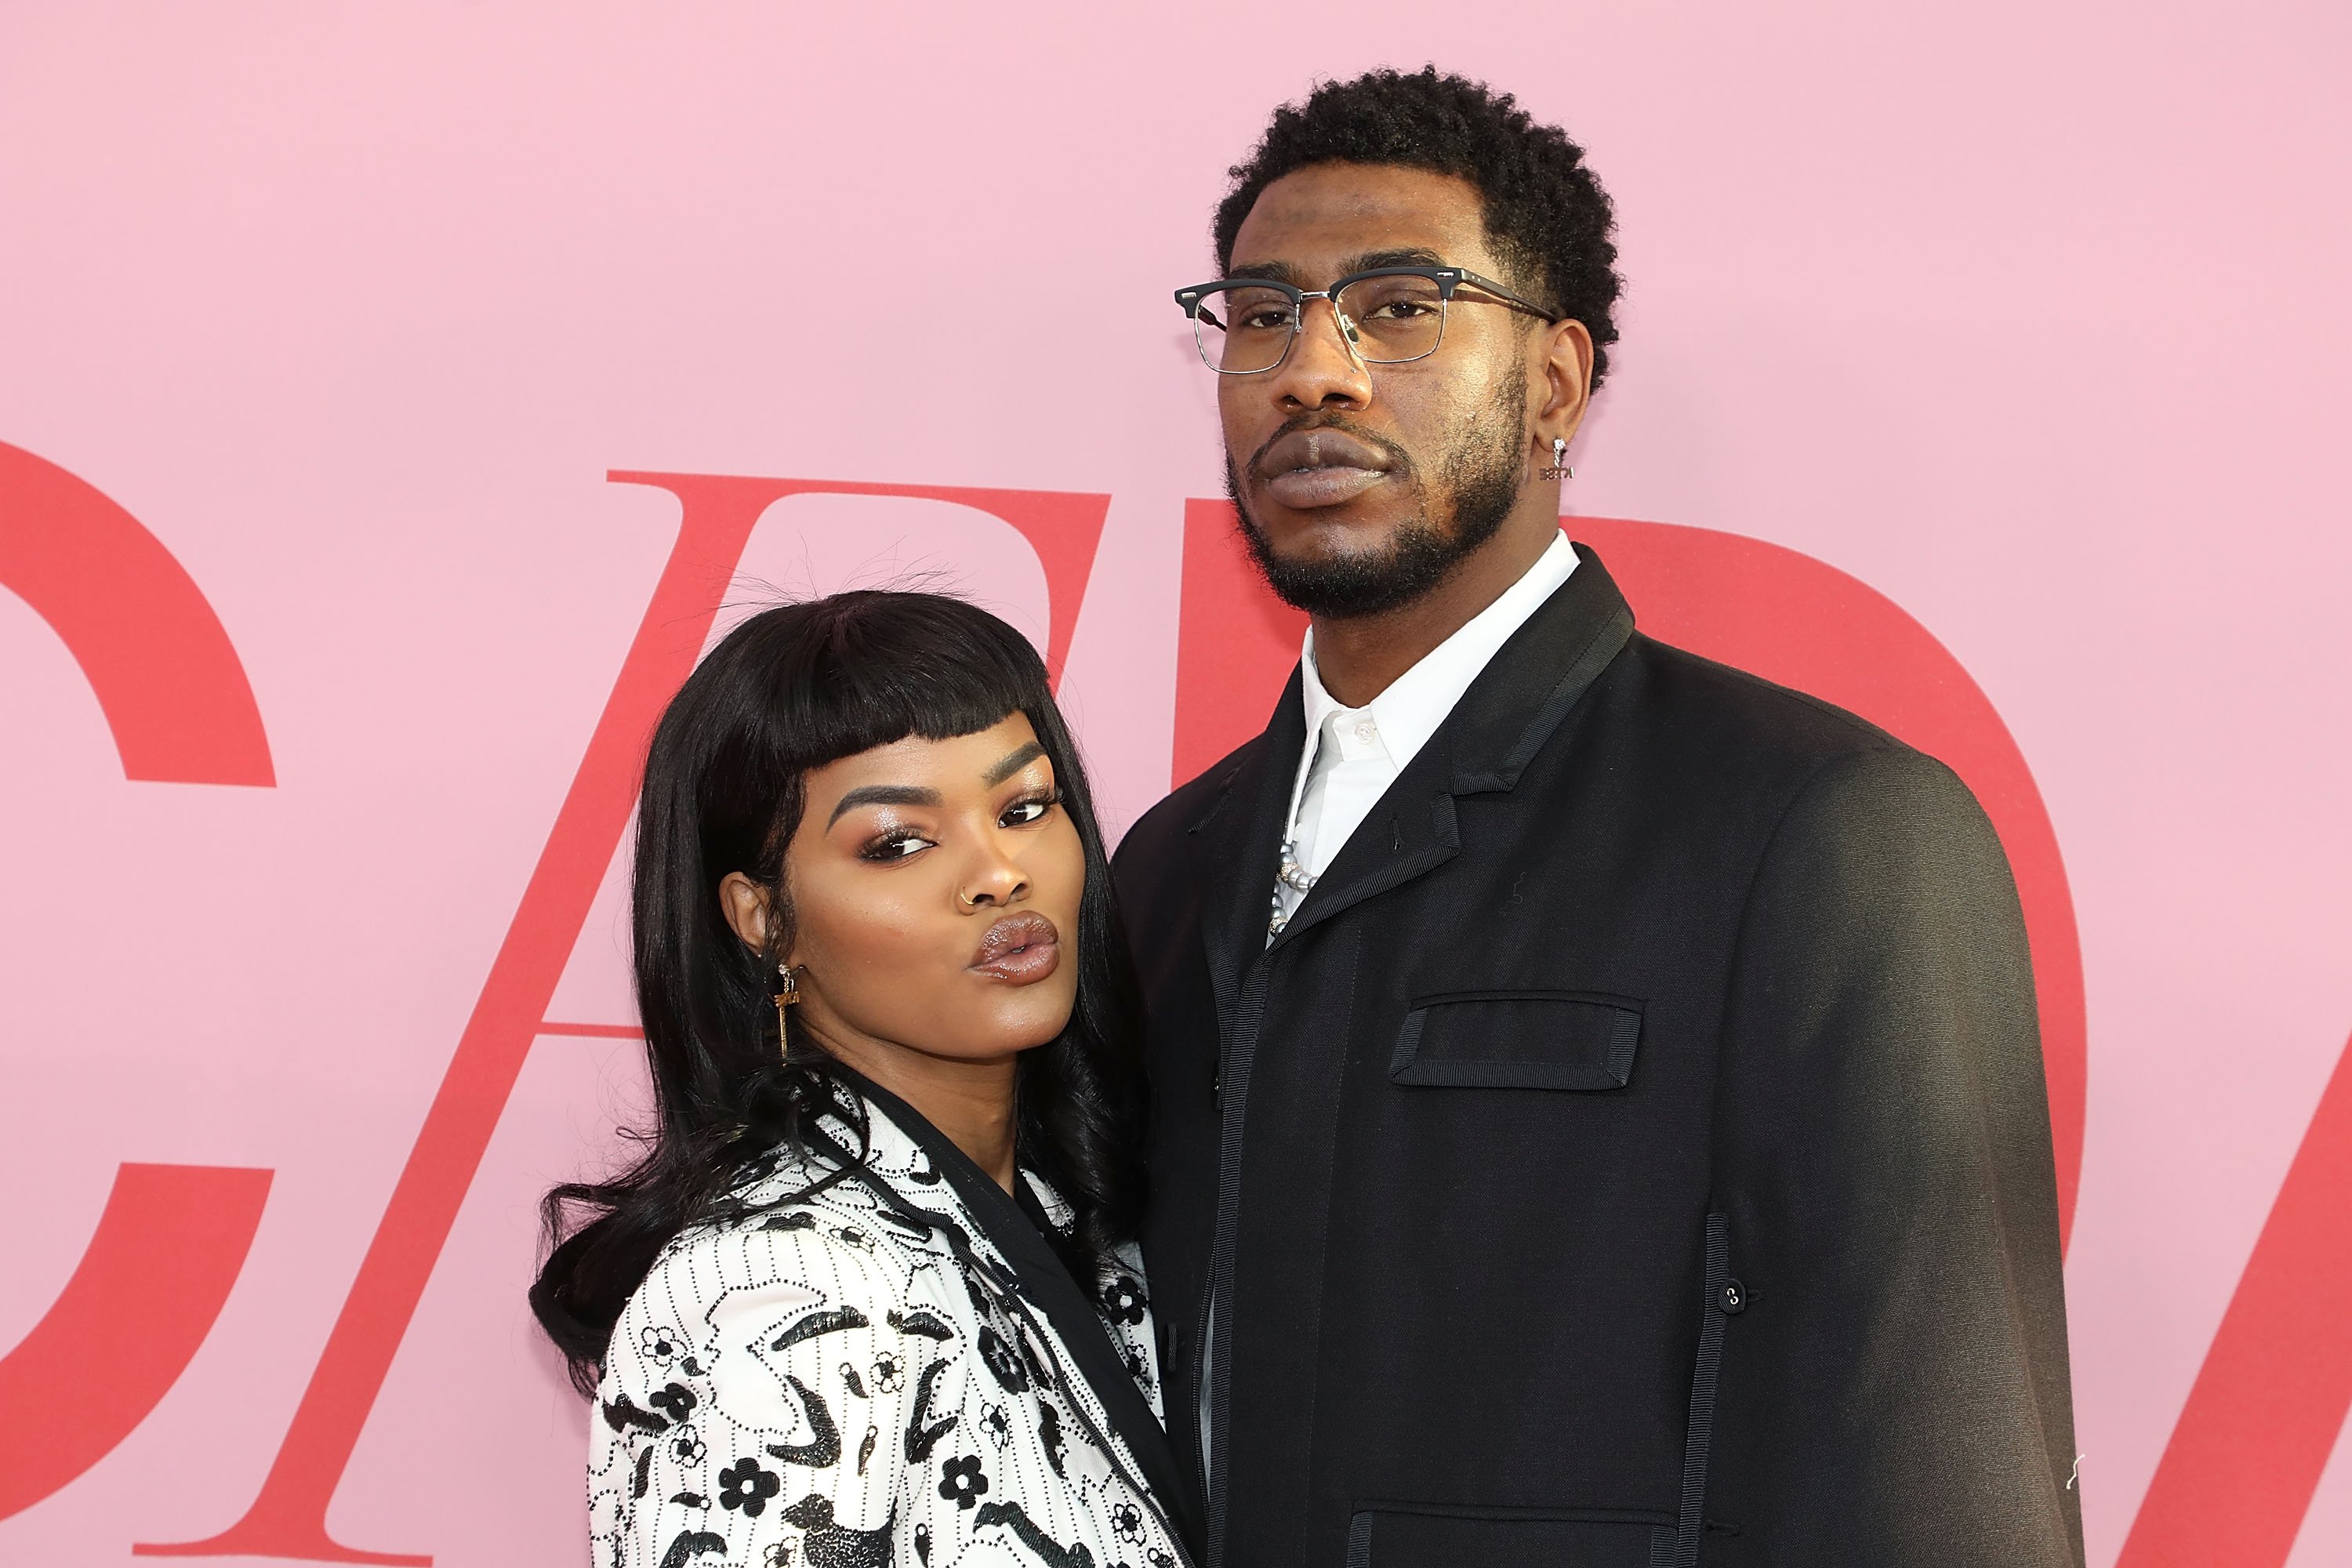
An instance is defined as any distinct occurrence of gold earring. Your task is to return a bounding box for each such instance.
[773,964,799,1041]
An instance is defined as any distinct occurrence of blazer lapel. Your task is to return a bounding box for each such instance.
[1269,543,1635,949]
[846,1073,1201,1546]
[1188,666,1306,1018]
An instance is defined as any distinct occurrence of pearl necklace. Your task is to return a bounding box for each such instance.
[1269,837,1316,936]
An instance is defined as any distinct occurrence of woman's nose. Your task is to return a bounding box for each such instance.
[958,848,1030,909]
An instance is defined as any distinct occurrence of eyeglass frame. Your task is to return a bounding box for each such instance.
[1173,264,1563,376]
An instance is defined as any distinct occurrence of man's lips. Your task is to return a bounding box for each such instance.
[970,911,1061,984]
[1256,427,1395,510]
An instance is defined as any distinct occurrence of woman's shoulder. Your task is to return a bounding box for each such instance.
[623,1169,922,1330]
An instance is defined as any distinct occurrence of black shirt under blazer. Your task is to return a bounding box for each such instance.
[1112,546,2084,1568]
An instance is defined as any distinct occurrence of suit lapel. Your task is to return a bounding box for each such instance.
[1188,666,1306,1020]
[1268,543,1635,949]
[846,1073,1200,1546]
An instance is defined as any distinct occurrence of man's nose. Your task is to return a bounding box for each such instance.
[1265,296,1373,410]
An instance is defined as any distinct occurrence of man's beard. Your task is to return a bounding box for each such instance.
[1225,367,1527,620]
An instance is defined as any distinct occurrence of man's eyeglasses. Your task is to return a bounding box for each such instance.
[1174,265,1559,376]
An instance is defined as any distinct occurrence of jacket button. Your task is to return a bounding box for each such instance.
[1719,1279,1747,1314]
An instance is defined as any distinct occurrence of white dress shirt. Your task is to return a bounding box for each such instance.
[1271,531,1581,934]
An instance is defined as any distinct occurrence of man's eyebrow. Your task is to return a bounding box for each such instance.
[1222,260,1303,285]
[983,740,1048,788]
[826,784,942,828]
[1344,246,1449,273]
[1221,249,1451,287]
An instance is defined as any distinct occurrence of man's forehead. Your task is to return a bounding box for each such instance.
[1228,162,1492,279]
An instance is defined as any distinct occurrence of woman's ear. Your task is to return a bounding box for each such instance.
[718,872,772,956]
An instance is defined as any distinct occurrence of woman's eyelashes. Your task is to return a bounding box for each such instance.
[851,792,1058,862]
[858,828,935,862]
[999,790,1059,828]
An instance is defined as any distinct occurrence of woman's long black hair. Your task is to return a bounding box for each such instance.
[530,590,1145,1396]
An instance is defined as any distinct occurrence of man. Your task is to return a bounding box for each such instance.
[1112,68,2082,1568]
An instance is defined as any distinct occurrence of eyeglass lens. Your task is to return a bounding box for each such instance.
[1194,275,1448,373]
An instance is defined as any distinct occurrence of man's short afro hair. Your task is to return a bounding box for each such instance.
[1214,67,1622,390]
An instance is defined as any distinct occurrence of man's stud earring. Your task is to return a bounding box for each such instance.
[1543,437,1573,481]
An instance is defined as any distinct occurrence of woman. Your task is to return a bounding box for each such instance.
[532,592,1193,1568]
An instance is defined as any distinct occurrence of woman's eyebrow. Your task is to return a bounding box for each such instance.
[983,741,1047,787]
[826,784,942,828]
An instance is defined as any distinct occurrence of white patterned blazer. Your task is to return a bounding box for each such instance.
[590,1075,1194,1568]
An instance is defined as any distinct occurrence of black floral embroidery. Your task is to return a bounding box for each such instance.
[1012,1320,1052,1386]
[597,1098,1181,1568]
[977,1326,1029,1392]
[601,1394,667,1435]
[1099,1275,1146,1326]
[887,1307,956,1341]
[905,1359,959,1465]
[659,1530,727,1566]
[764,1374,841,1467]
[1036,1396,1067,1477]
[782,1494,896,1566]
[716,1456,780,1517]
[771,1306,869,1352]
[648,1381,698,1424]
[938,1454,990,1510]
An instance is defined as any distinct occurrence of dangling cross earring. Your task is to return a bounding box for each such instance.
[773,962,800,1044]
[1542,436,1574,481]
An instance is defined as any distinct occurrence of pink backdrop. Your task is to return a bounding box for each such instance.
[3,5,2349,1565]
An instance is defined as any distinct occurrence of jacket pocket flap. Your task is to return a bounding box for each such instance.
[1389,990,1642,1091]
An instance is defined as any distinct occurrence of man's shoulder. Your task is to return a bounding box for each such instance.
[1618,625,1947,771]
[1112,734,1268,877]
[1617,633,1988,841]
[1624,633,1900,760]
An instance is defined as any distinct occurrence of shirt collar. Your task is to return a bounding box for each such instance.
[1298,530,1581,776]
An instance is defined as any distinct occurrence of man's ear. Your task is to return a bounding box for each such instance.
[718,871,772,956]
[1536,318,1595,450]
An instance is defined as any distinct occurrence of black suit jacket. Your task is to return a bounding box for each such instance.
[1112,546,2083,1568]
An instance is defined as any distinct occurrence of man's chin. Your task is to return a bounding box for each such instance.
[1240,520,1450,619]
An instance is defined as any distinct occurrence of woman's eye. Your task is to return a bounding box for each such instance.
[860,833,934,862]
[1000,797,1054,827]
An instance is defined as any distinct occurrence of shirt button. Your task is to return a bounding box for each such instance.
[1353,719,1377,745]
